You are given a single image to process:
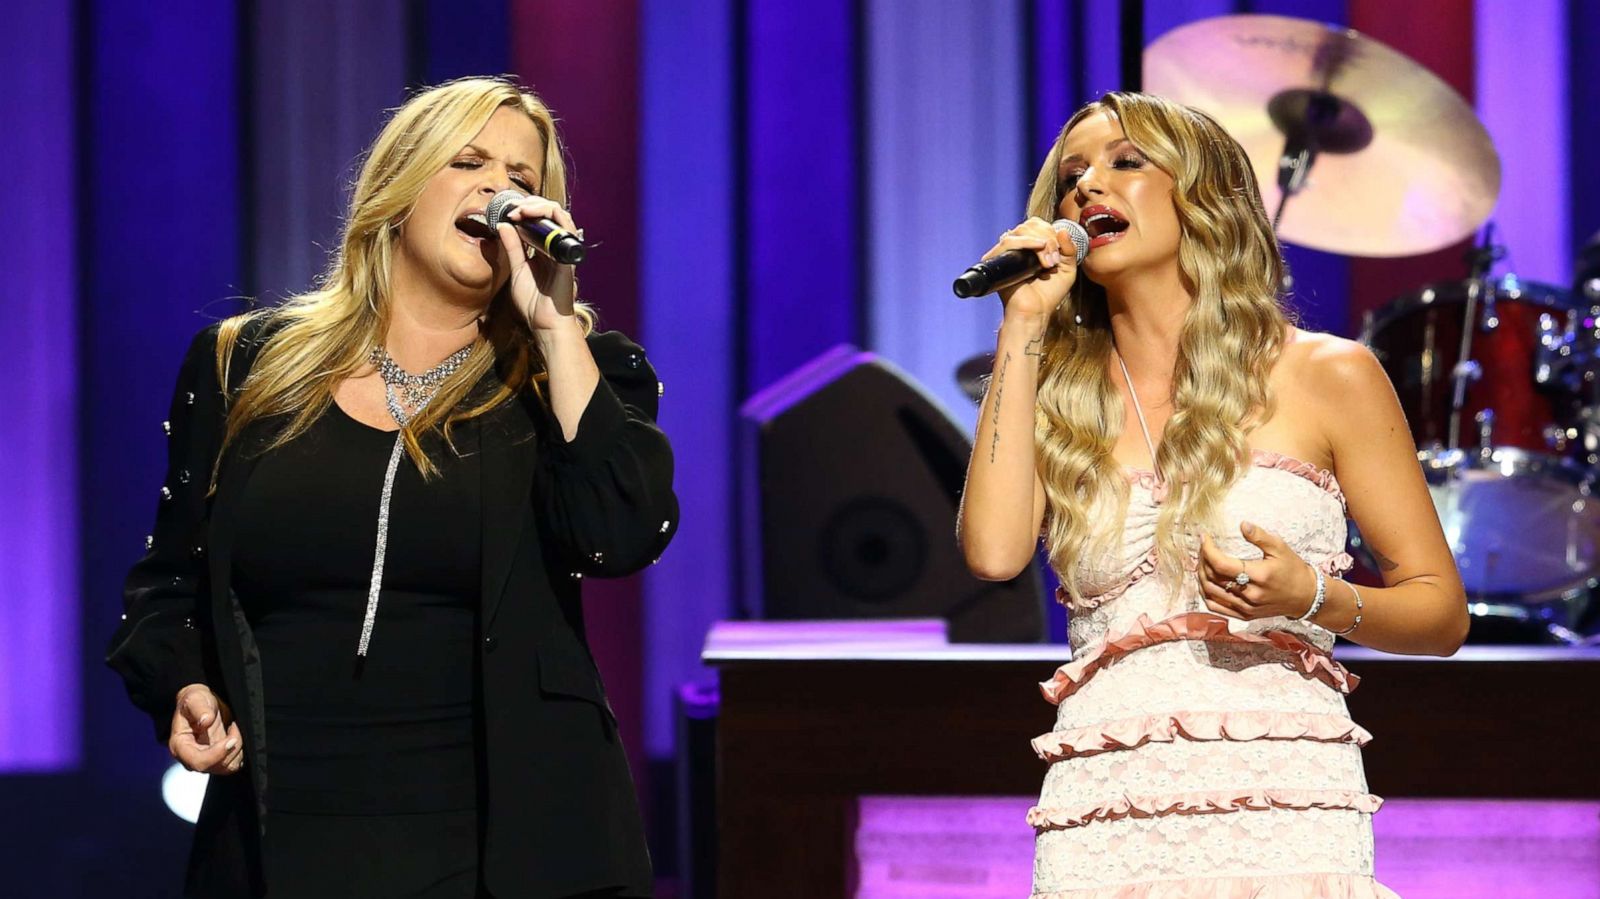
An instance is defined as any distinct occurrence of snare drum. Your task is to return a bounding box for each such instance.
[1363,277,1600,629]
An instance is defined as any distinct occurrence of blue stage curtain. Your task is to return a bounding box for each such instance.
[640,0,739,755]
[249,0,409,303]
[866,0,1028,433]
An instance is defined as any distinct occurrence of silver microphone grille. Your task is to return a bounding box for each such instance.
[1054,219,1090,265]
[485,189,526,230]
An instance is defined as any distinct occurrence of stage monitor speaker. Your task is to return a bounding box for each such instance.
[739,345,1046,643]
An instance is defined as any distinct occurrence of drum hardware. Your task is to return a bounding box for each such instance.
[1543,424,1574,454]
[1480,286,1500,331]
[1446,354,1482,451]
[1473,409,1494,452]
[1463,596,1590,646]
[954,352,994,404]
[1444,235,1509,452]
[1533,311,1566,386]
[1267,87,1372,231]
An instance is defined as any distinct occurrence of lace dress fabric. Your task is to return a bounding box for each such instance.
[1029,452,1399,897]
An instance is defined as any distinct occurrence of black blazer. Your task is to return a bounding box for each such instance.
[106,318,678,898]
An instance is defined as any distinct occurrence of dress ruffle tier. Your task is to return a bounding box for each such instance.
[1031,709,1372,762]
[1038,612,1361,705]
[1031,871,1401,898]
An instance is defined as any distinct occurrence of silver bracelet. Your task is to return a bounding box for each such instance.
[1296,564,1326,623]
[1330,581,1364,637]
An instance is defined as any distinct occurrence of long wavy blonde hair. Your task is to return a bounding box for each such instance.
[212,76,594,483]
[1032,93,1288,602]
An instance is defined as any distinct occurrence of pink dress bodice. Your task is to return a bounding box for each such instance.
[1064,450,1353,653]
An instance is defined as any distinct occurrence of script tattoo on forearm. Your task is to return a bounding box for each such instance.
[989,351,1011,463]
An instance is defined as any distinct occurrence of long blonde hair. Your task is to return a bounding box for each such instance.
[1030,92,1288,601]
[213,76,594,483]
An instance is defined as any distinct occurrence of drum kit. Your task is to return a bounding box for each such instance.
[1146,14,1600,644]
[959,14,1600,643]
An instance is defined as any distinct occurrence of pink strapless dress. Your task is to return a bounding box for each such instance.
[1029,451,1400,898]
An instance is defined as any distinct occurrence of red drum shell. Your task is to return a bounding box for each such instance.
[1364,279,1577,454]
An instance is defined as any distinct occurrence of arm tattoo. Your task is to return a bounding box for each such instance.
[1024,335,1043,358]
[1368,545,1400,572]
[989,351,1011,463]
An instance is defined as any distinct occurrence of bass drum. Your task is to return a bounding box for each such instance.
[1422,449,1596,640]
[1363,277,1597,640]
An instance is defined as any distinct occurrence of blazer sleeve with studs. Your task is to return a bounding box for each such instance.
[532,329,678,578]
[105,324,230,745]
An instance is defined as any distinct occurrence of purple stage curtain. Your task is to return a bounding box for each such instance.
[0,0,79,772]
[511,0,651,780]
[1477,0,1569,285]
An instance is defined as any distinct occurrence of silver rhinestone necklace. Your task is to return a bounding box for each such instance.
[356,342,474,657]
[371,344,473,423]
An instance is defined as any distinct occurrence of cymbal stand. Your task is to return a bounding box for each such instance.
[1446,225,1504,452]
[1270,121,1317,232]
[1267,83,1376,225]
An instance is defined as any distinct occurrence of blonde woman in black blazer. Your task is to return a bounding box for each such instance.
[106,76,676,899]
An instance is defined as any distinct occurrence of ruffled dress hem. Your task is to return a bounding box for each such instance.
[1030,871,1400,898]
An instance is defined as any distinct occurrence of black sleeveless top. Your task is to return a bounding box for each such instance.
[231,402,482,813]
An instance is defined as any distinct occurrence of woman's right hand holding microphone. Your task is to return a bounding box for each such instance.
[982,217,1081,324]
[959,216,1079,575]
[169,683,244,775]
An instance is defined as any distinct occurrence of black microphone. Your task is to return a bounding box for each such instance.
[952,219,1089,298]
[485,189,588,265]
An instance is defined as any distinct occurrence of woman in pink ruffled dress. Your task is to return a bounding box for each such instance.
[958,92,1468,897]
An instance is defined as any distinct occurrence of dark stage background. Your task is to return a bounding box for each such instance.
[2,0,1596,895]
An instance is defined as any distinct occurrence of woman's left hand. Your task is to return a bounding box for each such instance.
[493,194,581,331]
[1198,521,1318,621]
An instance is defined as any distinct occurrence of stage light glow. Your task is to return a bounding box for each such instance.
[855,796,1600,897]
[161,762,207,824]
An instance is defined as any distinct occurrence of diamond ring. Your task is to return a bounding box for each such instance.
[1232,571,1251,589]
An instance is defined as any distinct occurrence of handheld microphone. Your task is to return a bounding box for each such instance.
[485,189,588,265]
[952,219,1089,298]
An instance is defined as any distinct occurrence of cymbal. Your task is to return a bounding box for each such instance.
[1144,14,1500,257]
[956,352,993,403]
